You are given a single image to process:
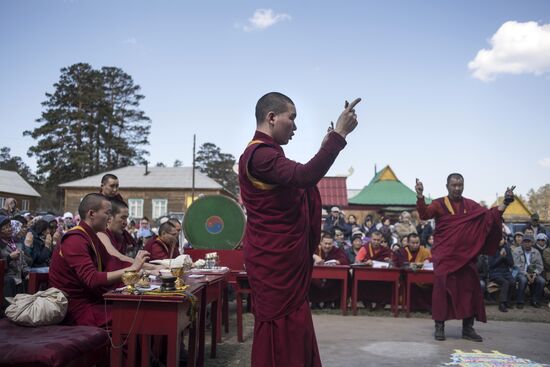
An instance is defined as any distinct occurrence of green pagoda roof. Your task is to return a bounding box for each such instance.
[349,165,431,205]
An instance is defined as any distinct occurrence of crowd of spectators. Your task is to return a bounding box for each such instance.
[320,206,550,311]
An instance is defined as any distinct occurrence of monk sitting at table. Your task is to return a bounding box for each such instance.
[144,221,180,261]
[97,199,161,274]
[49,193,150,327]
[393,232,433,311]
[354,230,393,310]
[310,232,349,308]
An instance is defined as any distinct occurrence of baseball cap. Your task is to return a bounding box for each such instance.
[536,233,548,241]
[331,207,340,213]
[63,212,73,219]
[523,235,534,243]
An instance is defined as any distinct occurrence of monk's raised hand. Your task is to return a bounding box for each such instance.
[503,185,516,205]
[334,98,361,138]
[415,178,424,197]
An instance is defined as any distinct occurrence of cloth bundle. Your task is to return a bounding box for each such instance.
[5,288,68,326]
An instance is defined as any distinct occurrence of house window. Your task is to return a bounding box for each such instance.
[21,200,30,211]
[152,199,168,219]
[0,197,5,208]
[128,199,144,219]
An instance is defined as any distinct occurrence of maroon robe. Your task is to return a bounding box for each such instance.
[309,246,350,304]
[105,228,136,255]
[239,130,346,367]
[144,238,180,261]
[49,221,131,326]
[417,196,501,322]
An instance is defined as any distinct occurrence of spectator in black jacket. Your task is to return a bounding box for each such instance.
[323,207,347,235]
[488,236,516,312]
[476,254,489,298]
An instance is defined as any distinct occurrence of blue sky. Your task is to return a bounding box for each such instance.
[1,0,549,204]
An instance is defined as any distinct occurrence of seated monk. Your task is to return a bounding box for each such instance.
[354,230,393,309]
[393,233,433,311]
[49,193,150,327]
[310,232,349,308]
[97,199,162,274]
[143,221,180,261]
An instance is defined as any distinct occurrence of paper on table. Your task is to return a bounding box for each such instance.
[423,262,434,271]
[371,260,390,269]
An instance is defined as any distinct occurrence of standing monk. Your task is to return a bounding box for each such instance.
[239,92,360,366]
[100,173,124,202]
[416,174,514,342]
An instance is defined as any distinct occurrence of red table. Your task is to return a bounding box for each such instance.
[351,266,401,317]
[311,265,350,315]
[184,271,229,365]
[403,269,434,317]
[104,283,203,367]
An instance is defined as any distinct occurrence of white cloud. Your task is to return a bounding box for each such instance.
[240,9,291,32]
[539,158,550,168]
[468,21,550,81]
[123,38,138,46]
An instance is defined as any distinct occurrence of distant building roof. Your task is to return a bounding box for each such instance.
[492,195,532,222]
[0,169,41,197]
[349,165,430,206]
[59,166,223,190]
[317,176,348,207]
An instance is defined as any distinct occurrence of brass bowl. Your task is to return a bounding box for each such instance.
[171,267,185,289]
[121,270,140,292]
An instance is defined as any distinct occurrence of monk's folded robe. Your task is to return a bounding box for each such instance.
[144,238,180,261]
[309,247,349,304]
[239,130,346,367]
[417,196,501,322]
[49,221,131,327]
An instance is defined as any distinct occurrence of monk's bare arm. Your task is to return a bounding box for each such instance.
[250,131,346,188]
[98,232,161,272]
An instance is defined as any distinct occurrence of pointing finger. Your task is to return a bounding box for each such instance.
[346,98,362,111]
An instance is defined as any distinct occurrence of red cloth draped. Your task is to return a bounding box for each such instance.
[144,238,180,261]
[418,196,502,321]
[49,221,131,326]
[239,130,346,367]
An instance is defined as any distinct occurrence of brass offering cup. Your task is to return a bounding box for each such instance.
[121,270,140,293]
[170,266,185,289]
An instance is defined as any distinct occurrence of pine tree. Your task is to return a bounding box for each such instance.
[195,142,238,195]
[24,63,151,188]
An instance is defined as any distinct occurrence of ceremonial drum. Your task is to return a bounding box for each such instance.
[183,195,246,249]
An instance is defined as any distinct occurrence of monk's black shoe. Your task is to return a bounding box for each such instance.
[434,321,445,341]
[498,303,508,312]
[462,318,483,342]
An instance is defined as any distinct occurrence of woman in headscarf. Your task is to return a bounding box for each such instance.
[0,216,29,308]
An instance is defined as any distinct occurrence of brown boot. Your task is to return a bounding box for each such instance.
[434,321,445,341]
[462,317,483,342]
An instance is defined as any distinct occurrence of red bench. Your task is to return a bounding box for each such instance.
[0,260,110,367]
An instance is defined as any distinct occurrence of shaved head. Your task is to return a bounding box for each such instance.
[446,173,464,184]
[79,193,110,219]
[110,198,128,216]
[255,92,294,124]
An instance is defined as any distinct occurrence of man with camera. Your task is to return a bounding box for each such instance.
[513,235,545,308]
